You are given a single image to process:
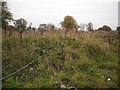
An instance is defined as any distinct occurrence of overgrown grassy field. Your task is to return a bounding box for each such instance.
[2,30,118,88]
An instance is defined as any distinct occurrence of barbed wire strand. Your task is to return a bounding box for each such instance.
[0,61,35,81]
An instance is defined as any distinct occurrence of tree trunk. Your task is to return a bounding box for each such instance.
[20,31,23,43]
[65,29,68,35]
[4,29,7,35]
[41,30,43,35]
[4,25,7,35]
[9,30,12,37]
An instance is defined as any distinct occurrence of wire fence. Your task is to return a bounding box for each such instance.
[0,61,35,81]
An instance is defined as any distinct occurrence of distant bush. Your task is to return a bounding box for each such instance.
[97,25,112,31]
[117,26,120,31]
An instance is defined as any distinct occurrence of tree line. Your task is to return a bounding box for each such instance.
[1,1,120,41]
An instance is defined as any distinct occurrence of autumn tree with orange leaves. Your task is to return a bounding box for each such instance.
[61,15,78,34]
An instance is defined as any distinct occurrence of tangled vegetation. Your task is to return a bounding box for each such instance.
[2,30,118,88]
[1,1,119,88]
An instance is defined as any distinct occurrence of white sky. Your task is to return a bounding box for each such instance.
[7,0,119,29]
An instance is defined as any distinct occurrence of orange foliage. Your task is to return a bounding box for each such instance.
[61,15,78,33]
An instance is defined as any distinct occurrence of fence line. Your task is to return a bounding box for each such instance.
[0,61,35,81]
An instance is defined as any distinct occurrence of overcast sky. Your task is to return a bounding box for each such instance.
[7,0,119,29]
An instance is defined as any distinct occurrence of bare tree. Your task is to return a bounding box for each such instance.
[79,23,86,31]
[87,22,94,31]
[14,18,27,43]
